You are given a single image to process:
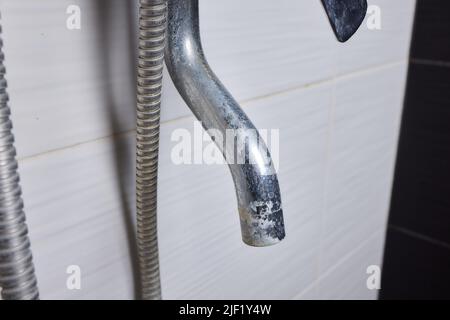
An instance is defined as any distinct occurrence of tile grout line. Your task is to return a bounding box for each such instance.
[318,229,383,282]
[292,228,384,299]
[334,60,406,81]
[297,57,412,298]
[410,58,450,68]
[293,47,339,299]
[18,128,137,163]
[239,59,407,105]
[314,69,337,295]
[388,224,450,251]
[18,59,408,162]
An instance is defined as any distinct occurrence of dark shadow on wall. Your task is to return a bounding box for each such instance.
[380,0,450,300]
[93,0,141,299]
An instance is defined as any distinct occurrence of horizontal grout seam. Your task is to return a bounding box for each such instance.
[388,224,450,251]
[239,59,407,105]
[291,228,384,299]
[18,59,407,162]
[410,58,450,68]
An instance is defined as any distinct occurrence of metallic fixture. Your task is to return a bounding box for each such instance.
[321,0,368,42]
[137,0,366,300]
[136,0,167,300]
[0,0,367,301]
[0,16,39,300]
[165,0,285,247]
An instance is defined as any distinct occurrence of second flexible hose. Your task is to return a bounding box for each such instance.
[0,21,39,300]
[136,0,167,300]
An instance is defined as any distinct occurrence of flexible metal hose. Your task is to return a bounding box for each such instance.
[0,20,39,300]
[136,0,167,300]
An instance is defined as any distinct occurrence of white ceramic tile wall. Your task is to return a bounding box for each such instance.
[0,0,415,299]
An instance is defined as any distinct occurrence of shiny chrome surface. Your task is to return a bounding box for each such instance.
[165,0,285,247]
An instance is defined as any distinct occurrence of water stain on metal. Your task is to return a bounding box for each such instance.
[239,166,285,246]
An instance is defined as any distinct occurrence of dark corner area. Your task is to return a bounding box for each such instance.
[381,0,450,299]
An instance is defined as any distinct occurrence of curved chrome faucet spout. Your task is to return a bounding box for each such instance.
[165,0,285,247]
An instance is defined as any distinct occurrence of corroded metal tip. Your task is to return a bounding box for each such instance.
[321,0,368,42]
[239,168,285,247]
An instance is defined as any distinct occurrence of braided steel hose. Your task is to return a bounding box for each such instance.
[0,21,39,300]
[136,0,167,300]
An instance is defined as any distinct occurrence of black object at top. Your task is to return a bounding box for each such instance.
[321,0,368,42]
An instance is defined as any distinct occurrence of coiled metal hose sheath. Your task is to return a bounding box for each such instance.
[136,0,167,300]
[0,18,39,300]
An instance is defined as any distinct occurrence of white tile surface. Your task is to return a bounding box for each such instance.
[0,0,416,299]
[21,135,137,299]
[1,0,139,158]
[317,230,386,300]
[319,64,407,274]
[334,0,416,74]
[21,83,331,299]
[200,0,336,100]
[1,0,337,158]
